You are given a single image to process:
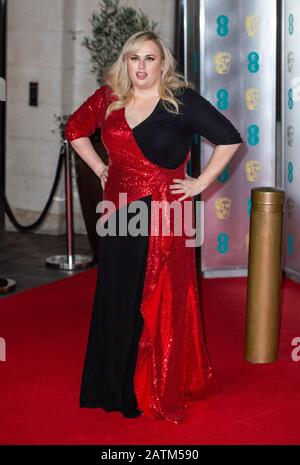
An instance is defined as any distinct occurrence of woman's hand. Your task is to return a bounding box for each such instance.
[170,143,242,201]
[95,163,109,191]
[169,172,208,201]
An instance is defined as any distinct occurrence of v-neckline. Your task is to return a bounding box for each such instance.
[123,98,161,131]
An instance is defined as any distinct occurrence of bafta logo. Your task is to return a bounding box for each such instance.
[245,15,259,37]
[286,198,294,219]
[287,125,294,147]
[245,160,261,182]
[214,52,231,74]
[287,51,295,73]
[215,197,231,219]
[245,88,260,110]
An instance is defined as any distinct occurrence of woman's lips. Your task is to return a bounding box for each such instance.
[136,72,147,79]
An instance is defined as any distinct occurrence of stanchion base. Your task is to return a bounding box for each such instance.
[45,254,94,271]
[0,278,16,294]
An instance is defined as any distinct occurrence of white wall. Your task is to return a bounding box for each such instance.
[5,0,175,234]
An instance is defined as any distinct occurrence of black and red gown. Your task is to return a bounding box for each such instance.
[64,84,243,424]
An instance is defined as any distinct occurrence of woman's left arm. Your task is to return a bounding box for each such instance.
[171,142,241,200]
[169,88,243,201]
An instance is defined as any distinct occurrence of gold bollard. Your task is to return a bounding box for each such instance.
[244,187,285,363]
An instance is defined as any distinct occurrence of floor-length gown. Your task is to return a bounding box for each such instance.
[64,84,243,424]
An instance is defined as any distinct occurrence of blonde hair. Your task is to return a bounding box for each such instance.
[102,30,194,119]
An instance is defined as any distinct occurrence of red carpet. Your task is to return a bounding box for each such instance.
[0,270,299,445]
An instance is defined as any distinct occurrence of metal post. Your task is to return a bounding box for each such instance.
[244,187,285,363]
[46,141,93,270]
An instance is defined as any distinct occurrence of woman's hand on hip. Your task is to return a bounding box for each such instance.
[169,172,209,201]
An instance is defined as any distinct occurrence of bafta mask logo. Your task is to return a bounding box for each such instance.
[288,51,295,73]
[287,125,294,147]
[215,197,231,219]
[286,198,294,219]
[245,88,260,110]
[245,232,249,252]
[214,52,231,74]
[245,160,261,182]
[245,15,259,37]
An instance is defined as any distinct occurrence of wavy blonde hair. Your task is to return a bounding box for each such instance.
[102,30,194,119]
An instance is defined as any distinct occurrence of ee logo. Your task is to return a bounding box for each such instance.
[216,15,229,37]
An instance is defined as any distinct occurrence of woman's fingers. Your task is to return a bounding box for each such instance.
[99,166,109,190]
[169,183,182,188]
[170,188,185,193]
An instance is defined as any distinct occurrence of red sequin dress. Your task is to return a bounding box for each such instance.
[64,84,242,424]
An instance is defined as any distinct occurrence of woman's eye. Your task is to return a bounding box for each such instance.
[130,57,154,61]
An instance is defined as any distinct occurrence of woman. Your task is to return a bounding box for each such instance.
[64,31,243,424]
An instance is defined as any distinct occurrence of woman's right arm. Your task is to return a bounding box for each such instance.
[68,136,107,179]
[64,86,109,187]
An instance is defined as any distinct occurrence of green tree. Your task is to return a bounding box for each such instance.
[82,0,158,84]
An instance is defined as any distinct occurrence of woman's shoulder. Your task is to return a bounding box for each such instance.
[175,86,217,112]
[84,84,117,111]
[96,84,118,104]
[95,84,112,98]
[173,85,196,96]
[173,86,202,106]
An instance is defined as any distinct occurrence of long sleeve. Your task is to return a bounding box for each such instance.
[64,85,109,142]
[184,87,243,145]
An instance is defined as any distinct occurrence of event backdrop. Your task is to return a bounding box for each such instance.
[180,0,278,277]
[282,0,300,282]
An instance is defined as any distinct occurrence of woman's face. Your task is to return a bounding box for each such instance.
[126,40,164,91]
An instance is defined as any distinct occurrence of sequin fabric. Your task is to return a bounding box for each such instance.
[65,85,220,424]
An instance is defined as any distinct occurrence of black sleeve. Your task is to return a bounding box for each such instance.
[184,87,243,145]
